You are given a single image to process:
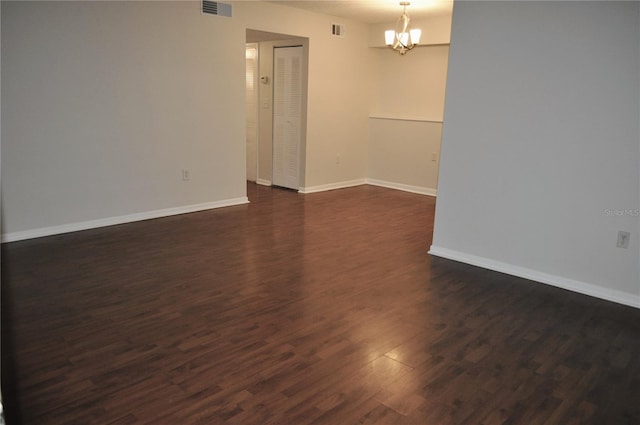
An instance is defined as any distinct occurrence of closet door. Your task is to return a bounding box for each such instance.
[272,46,302,190]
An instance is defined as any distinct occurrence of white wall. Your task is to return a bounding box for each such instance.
[431,1,640,307]
[1,0,376,239]
[2,1,248,240]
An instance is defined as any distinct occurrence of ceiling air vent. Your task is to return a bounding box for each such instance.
[331,23,345,37]
[202,1,232,17]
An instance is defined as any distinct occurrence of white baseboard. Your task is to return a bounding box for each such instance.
[298,178,436,196]
[2,197,249,243]
[299,179,367,194]
[428,245,640,309]
[366,178,437,197]
[256,179,271,187]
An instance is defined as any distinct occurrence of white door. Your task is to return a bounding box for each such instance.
[272,46,303,190]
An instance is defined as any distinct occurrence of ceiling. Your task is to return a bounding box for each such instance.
[267,0,454,24]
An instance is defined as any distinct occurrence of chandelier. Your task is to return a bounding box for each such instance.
[385,2,421,55]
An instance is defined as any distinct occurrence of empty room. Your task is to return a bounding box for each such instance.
[1,1,639,424]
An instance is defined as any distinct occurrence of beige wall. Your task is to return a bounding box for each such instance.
[244,2,452,194]
[236,2,376,191]
[371,45,449,121]
[367,33,450,194]
[368,119,442,195]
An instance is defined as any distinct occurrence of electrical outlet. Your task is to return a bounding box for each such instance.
[336,155,340,165]
[182,169,190,181]
[616,231,630,249]
[432,152,438,162]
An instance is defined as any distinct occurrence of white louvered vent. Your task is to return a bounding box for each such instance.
[331,23,345,37]
[202,1,232,17]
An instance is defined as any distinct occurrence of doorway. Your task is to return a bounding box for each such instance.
[245,43,259,183]
[245,29,309,191]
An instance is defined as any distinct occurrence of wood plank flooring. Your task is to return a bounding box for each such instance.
[2,183,640,424]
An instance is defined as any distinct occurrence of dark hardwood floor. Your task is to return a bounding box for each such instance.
[2,183,639,424]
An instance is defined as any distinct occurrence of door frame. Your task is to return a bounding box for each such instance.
[245,43,259,183]
[250,35,308,190]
